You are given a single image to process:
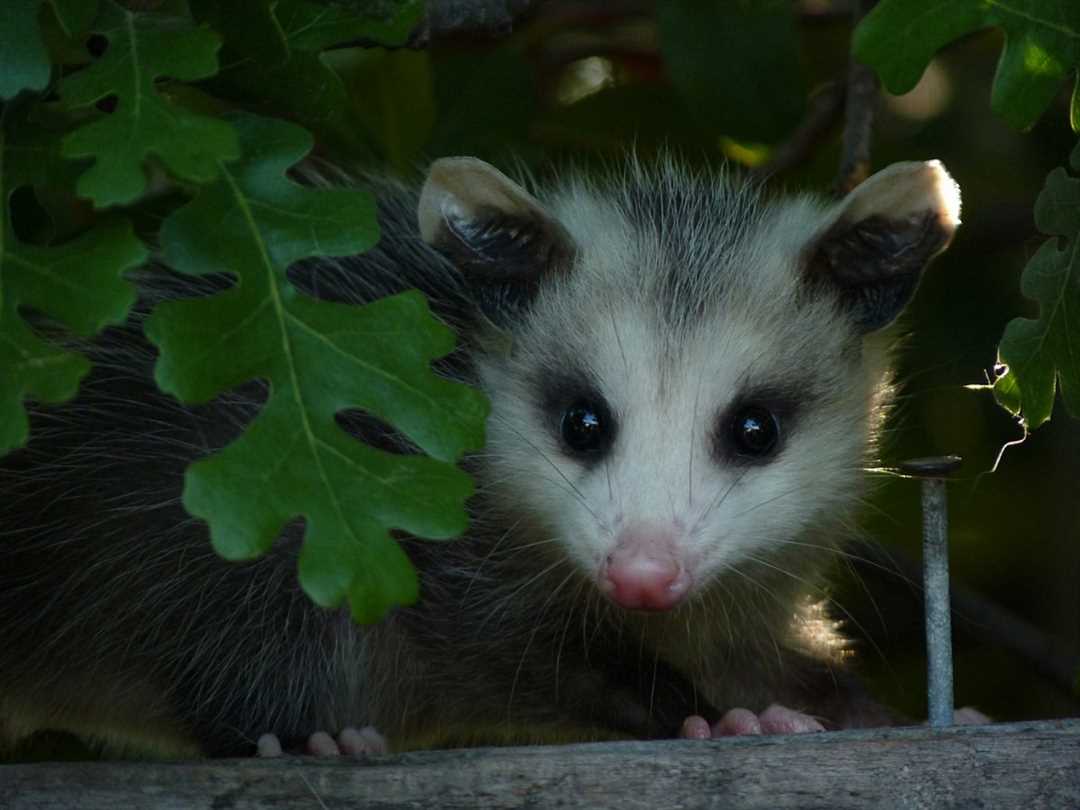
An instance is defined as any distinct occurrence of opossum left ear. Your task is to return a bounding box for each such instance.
[418,157,575,321]
[804,161,961,333]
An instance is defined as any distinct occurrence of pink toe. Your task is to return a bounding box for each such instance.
[679,715,712,740]
[954,707,991,725]
[339,725,388,755]
[713,708,762,737]
[758,704,825,734]
[358,726,388,754]
[306,731,340,756]
[256,733,283,758]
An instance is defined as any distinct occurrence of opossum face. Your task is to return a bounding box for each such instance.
[420,158,960,611]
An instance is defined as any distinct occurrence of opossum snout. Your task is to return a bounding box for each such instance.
[598,526,692,611]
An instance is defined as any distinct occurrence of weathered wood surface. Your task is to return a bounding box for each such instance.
[4,720,1079,810]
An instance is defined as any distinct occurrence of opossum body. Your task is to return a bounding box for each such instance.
[0,155,960,757]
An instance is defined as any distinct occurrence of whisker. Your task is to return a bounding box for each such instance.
[488,412,602,523]
[507,567,578,723]
[741,551,888,665]
[768,537,915,584]
[475,556,567,637]
[461,516,527,603]
[688,372,705,508]
[697,466,749,529]
[554,575,592,704]
[727,480,806,520]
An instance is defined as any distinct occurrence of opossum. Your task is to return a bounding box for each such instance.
[0,154,960,757]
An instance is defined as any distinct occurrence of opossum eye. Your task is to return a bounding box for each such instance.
[729,405,780,458]
[560,398,615,457]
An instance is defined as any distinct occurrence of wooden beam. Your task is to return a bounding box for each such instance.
[5,720,1080,809]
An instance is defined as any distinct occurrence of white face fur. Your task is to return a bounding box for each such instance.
[420,157,960,612]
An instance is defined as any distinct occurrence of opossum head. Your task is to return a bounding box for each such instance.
[419,156,960,612]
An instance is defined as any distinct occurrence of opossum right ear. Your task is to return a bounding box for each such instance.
[804,161,961,333]
[418,157,575,323]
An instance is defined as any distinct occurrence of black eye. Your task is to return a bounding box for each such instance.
[730,405,780,457]
[560,398,614,456]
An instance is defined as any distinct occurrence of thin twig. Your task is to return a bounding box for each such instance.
[750,80,847,182]
[831,0,880,195]
[420,0,540,42]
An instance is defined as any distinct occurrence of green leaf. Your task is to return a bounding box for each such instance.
[854,0,1080,131]
[1,0,52,100]
[991,363,1023,418]
[144,114,488,623]
[328,47,434,173]
[190,0,422,160]
[189,0,289,67]
[38,0,101,69]
[0,115,144,453]
[656,0,805,143]
[277,0,423,50]
[50,0,100,37]
[192,0,396,158]
[59,0,240,207]
[1072,72,1080,132]
[994,139,1080,428]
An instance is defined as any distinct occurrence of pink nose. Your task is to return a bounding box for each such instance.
[601,537,690,611]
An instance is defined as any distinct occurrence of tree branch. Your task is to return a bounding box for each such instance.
[750,80,847,182]
[320,0,545,50]
[831,0,880,195]
[416,0,541,43]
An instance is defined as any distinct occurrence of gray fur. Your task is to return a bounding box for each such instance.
[0,154,958,755]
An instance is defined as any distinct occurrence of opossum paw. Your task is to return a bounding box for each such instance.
[256,733,285,757]
[953,706,991,725]
[678,715,713,739]
[679,704,825,738]
[336,726,388,755]
[255,726,387,757]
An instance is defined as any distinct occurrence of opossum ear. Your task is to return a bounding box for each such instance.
[418,157,575,321]
[804,161,961,333]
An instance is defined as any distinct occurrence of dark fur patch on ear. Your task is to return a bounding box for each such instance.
[419,157,576,325]
[437,205,575,315]
[807,210,952,333]
[802,160,960,333]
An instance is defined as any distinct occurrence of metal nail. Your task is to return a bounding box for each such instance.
[898,455,961,728]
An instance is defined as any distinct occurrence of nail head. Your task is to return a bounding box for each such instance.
[898,455,963,477]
